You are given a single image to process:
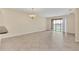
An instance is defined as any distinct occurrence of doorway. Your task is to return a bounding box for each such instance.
[51,19,63,32]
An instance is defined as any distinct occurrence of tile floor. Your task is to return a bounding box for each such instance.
[0,31,79,51]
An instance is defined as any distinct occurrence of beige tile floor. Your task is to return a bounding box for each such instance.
[0,31,79,51]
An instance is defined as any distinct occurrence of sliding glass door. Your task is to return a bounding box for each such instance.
[53,20,63,32]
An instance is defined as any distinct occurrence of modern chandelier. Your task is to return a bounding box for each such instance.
[28,8,37,19]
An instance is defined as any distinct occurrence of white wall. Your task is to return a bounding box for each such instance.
[46,18,52,31]
[74,9,79,42]
[0,9,4,26]
[0,9,46,38]
[66,13,75,34]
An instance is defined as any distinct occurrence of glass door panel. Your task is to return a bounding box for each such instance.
[53,20,63,32]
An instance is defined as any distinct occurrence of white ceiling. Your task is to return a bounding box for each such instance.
[15,8,74,17]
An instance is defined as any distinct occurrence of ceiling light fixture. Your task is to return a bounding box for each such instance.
[28,8,36,19]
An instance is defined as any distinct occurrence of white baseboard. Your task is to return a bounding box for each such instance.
[0,30,47,39]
